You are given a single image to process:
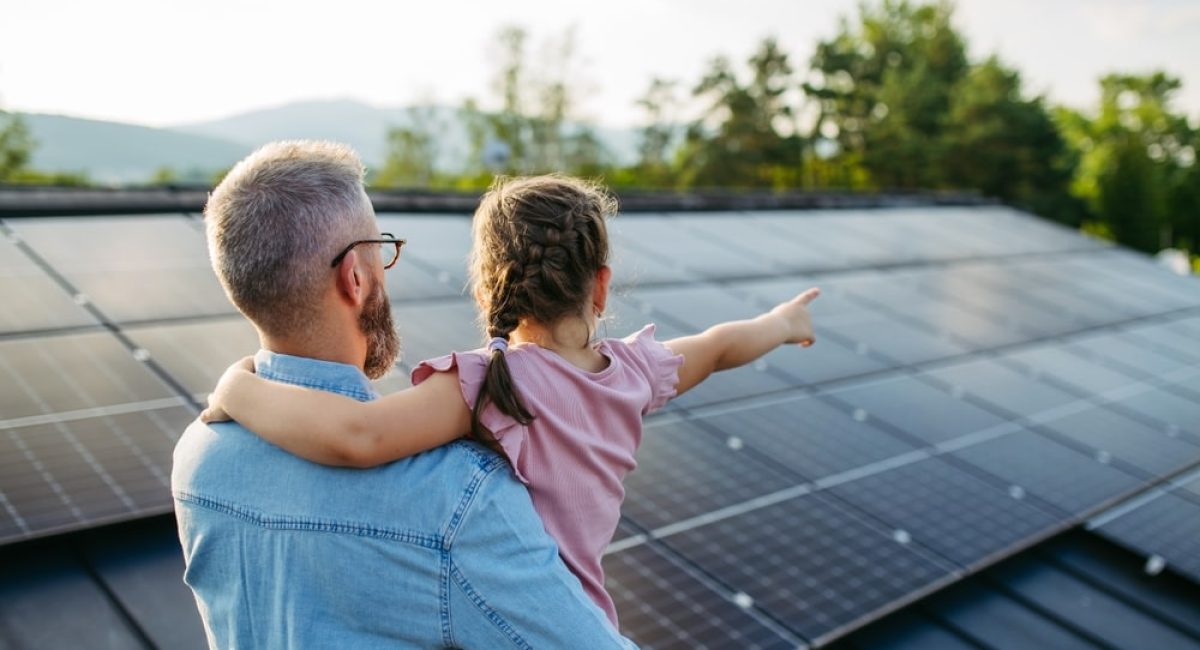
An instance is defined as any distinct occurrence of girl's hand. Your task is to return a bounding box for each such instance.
[770,287,820,347]
[200,356,256,423]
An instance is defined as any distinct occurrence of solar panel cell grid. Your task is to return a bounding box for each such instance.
[622,417,801,532]
[1097,492,1200,584]
[1106,388,1200,441]
[919,358,1080,417]
[949,429,1145,517]
[1036,406,1200,478]
[693,394,919,481]
[822,312,969,366]
[660,491,954,644]
[827,374,1009,446]
[678,214,846,272]
[825,456,1061,568]
[611,216,777,279]
[1067,332,1197,378]
[9,216,234,322]
[0,332,177,419]
[604,543,796,650]
[998,345,1141,396]
[0,406,193,544]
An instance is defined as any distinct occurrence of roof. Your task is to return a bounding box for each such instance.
[1,202,1199,648]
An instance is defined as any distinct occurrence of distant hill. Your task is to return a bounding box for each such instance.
[174,99,467,170]
[176,98,640,172]
[18,99,640,185]
[22,113,251,185]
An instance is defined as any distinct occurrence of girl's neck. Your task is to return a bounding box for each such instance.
[510,315,609,373]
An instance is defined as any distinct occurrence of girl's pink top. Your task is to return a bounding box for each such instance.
[411,324,683,626]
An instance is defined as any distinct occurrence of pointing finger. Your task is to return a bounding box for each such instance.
[797,287,821,305]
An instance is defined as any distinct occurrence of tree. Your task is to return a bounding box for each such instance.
[1059,72,1197,252]
[376,105,441,188]
[804,0,968,188]
[679,38,802,188]
[634,78,681,186]
[0,110,34,182]
[941,57,1081,224]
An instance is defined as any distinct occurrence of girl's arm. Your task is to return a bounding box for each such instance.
[201,359,471,468]
[665,287,819,395]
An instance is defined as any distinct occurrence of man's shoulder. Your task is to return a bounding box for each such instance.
[172,419,508,527]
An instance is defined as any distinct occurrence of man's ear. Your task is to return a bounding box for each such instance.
[334,249,368,307]
[593,265,612,314]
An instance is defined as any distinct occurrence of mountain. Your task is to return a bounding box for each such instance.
[17,99,641,184]
[174,99,464,170]
[176,98,640,171]
[22,113,251,184]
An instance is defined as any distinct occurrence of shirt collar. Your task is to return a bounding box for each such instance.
[254,350,379,402]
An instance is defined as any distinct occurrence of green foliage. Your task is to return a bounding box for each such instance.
[804,0,967,188]
[1059,72,1198,253]
[376,106,441,188]
[941,58,1081,225]
[0,111,35,181]
[678,38,802,189]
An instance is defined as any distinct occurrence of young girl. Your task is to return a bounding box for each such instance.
[202,174,819,626]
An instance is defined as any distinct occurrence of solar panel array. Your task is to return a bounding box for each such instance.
[2,206,1199,648]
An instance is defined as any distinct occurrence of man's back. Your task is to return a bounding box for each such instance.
[172,352,631,649]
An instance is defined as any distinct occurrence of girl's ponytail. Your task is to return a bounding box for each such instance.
[470,308,534,454]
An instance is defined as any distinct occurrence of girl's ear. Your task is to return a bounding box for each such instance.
[593,266,612,314]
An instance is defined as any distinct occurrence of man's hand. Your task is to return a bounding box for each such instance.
[199,356,256,423]
[769,287,820,347]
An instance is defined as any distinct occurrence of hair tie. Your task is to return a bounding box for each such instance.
[487,337,508,353]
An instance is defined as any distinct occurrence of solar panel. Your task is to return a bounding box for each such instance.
[8,216,233,323]
[1094,491,1200,584]
[919,358,1080,416]
[1035,406,1200,478]
[611,215,777,280]
[822,310,970,366]
[390,299,483,370]
[658,491,955,645]
[6,204,1200,647]
[622,416,801,532]
[998,344,1142,396]
[689,394,920,481]
[0,332,179,419]
[824,456,1061,569]
[0,406,194,543]
[825,374,1009,446]
[603,540,798,649]
[676,213,843,272]
[124,317,260,400]
[752,212,899,267]
[0,230,98,334]
[1066,332,1196,378]
[949,429,1145,517]
[376,214,473,286]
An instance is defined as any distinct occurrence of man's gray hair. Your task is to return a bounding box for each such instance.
[205,140,374,337]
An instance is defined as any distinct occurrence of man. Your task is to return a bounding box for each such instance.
[172,140,635,648]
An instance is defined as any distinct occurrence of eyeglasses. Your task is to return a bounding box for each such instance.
[330,233,405,270]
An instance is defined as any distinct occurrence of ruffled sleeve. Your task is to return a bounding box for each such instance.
[623,324,684,414]
[411,351,532,484]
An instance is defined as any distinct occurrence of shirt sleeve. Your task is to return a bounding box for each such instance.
[622,324,684,414]
[411,351,531,484]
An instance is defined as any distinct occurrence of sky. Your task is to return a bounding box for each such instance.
[2,0,1198,129]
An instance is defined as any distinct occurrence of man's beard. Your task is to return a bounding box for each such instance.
[360,283,400,380]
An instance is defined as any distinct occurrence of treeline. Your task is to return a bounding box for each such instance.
[377,1,1199,261]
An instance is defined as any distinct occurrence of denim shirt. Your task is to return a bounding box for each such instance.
[172,350,635,649]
